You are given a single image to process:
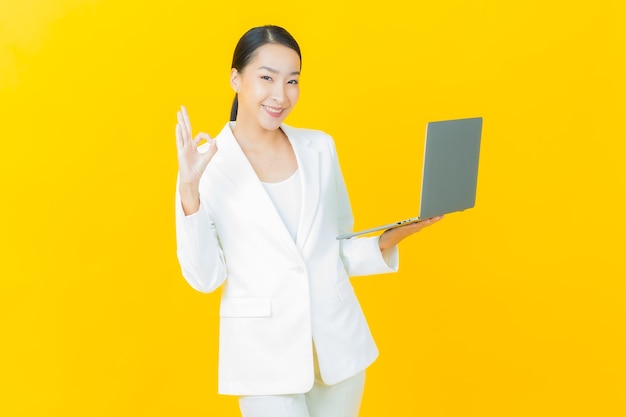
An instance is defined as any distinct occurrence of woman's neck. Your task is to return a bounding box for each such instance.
[232,118,285,152]
[231,116,296,183]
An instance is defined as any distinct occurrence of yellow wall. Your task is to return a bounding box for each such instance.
[1,0,624,416]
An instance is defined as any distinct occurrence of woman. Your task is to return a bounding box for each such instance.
[175,25,442,417]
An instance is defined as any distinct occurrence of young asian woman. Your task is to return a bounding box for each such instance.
[175,25,443,417]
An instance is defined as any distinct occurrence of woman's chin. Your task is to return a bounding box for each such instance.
[260,115,288,131]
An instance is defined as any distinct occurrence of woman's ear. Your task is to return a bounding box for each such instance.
[230,68,240,93]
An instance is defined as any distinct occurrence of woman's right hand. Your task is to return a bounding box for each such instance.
[175,105,217,214]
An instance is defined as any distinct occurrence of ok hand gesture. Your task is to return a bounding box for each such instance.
[175,105,217,215]
[176,105,217,187]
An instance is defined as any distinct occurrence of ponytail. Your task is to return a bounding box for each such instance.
[229,26,301,123]
[230,94,238,122]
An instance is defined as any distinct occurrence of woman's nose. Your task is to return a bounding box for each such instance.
[271,85,286,104]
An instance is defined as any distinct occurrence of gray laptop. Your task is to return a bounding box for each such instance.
[337,117,483,240]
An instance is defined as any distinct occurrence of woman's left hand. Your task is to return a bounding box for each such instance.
[378,216,444,251]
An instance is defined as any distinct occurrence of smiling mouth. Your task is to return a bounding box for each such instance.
[263,105,284,115]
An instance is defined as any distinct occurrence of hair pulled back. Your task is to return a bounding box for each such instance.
[230,26,301,121]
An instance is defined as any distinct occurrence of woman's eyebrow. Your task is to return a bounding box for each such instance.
[258,65,300,76]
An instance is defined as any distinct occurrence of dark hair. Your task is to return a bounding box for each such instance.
[230,25,302,121]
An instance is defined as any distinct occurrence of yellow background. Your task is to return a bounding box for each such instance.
[1,0,625,416]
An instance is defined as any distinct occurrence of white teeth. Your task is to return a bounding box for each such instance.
[265,106,282,114]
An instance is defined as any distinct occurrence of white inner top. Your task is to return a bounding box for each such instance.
[262,170,302,241]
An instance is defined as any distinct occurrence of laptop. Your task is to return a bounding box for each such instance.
[337,117,483,240]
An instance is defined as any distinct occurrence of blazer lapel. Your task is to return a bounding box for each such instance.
[282,125,320,251]
[213,123,302,258]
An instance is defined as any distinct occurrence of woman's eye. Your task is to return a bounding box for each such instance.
[261,75,272,81]
[288,79,299,85]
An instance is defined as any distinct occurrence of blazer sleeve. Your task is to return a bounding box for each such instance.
[329,137,399,276]
[175,176,227,293]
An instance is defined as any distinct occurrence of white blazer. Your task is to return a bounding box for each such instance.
[175,122,399,396]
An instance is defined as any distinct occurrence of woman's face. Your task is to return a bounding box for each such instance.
[231,43,301,132]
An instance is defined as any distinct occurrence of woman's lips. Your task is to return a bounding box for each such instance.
[263,105,284,118]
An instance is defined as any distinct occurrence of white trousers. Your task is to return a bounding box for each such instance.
[238,370,365,417]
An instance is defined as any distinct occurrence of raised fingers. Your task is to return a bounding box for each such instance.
[176,123,184,150]
[177,110,189,143]
[181,105,193,140]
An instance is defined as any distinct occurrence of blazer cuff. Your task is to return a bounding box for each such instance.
[341,236,399,276]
